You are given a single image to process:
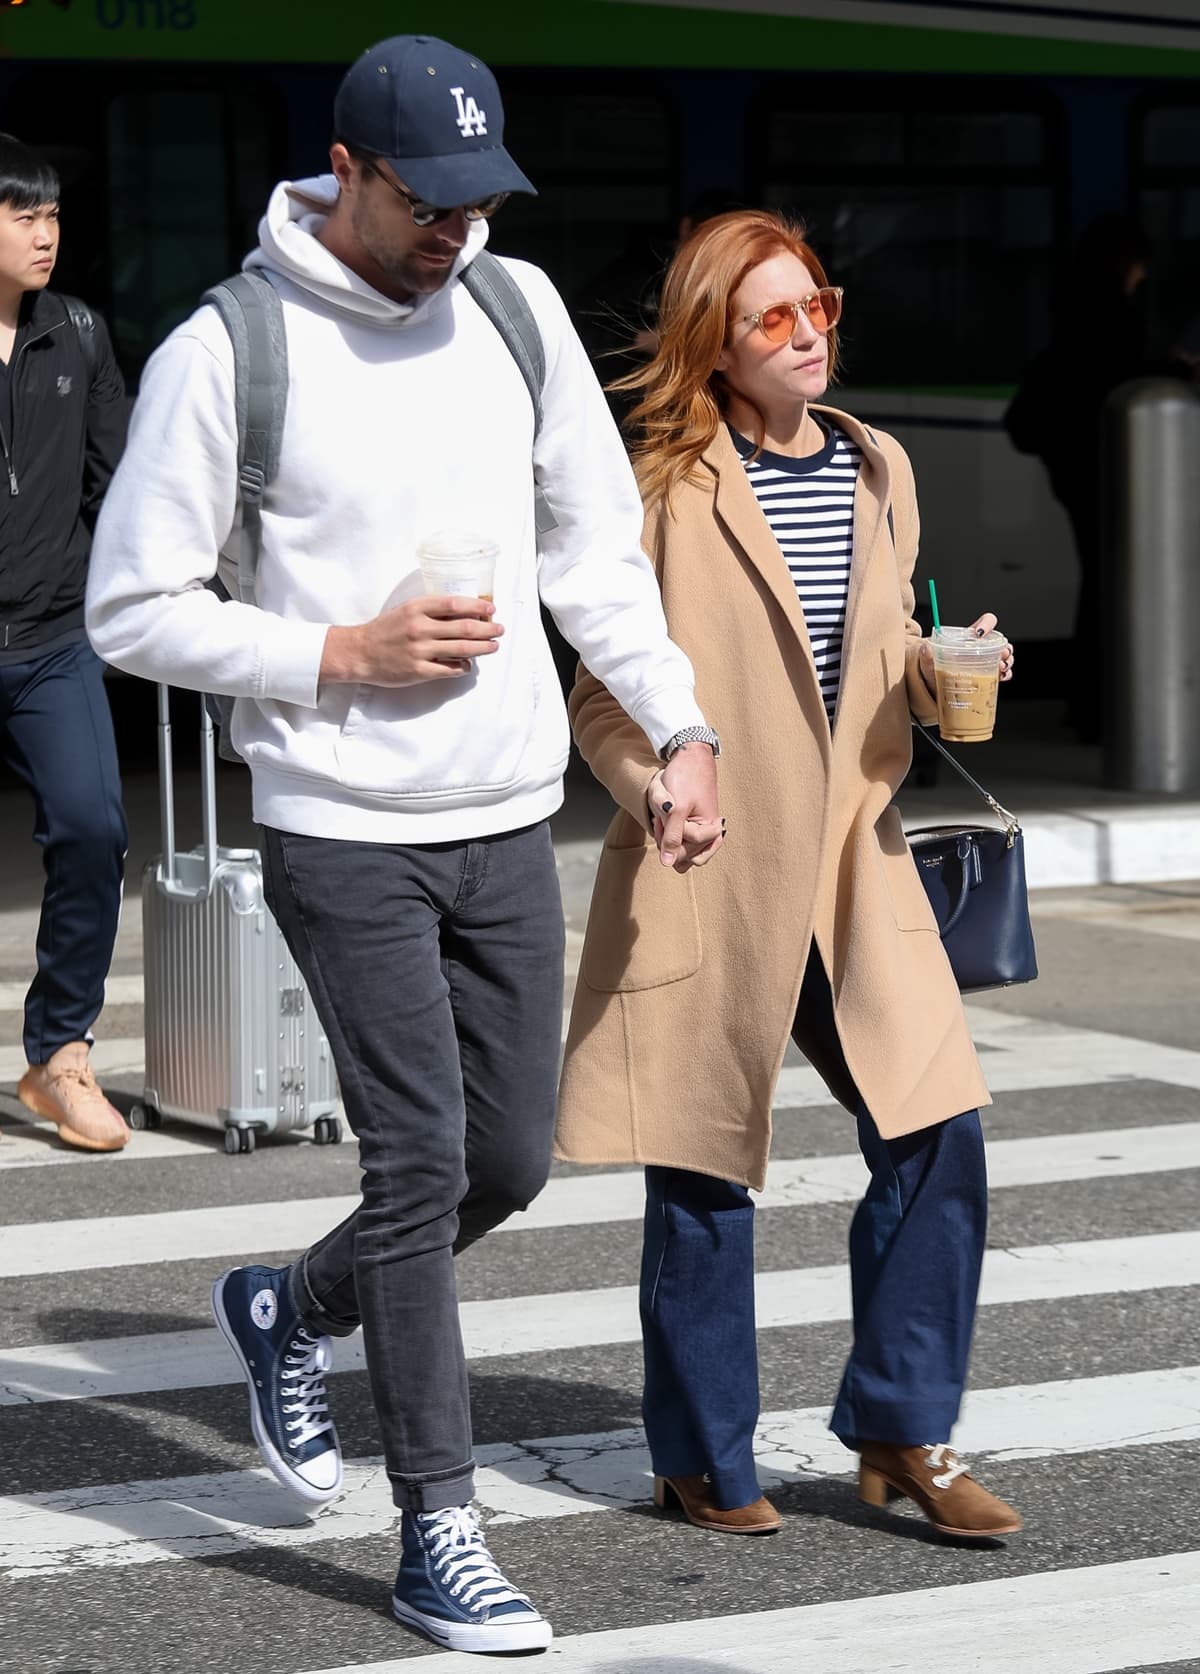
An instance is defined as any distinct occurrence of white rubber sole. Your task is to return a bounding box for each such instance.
[209,1274,343,1508]
[392,1595,553,1653]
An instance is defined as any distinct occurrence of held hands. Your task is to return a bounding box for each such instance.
[918,611,1016,699]
[321,596,503,689]
[647,742,724,872]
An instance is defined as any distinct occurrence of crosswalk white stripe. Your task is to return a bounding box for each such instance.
[300,1551,1200,1674]
[0,1037,145,1082]
[0,974,144,1011]
[2,1007,1197,1170]
[775,1023,1200,1106]
[3,1366,1197,1577]
[4,1120,1200,1270]
[0,1121,227,1168]
[2,1229,1197,1407]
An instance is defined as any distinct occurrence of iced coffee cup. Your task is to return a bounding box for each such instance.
[416,530,499,602]
[930,626,1007,743]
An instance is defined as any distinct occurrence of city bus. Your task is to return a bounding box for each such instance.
[2,0,1198,666]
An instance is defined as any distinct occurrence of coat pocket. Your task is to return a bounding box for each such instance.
[876,806,939,933]
[581,842,702,993]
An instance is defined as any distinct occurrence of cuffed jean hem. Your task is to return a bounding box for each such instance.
[388,1461,476,1513]
[647,1442,761,1512]
[705,1462,765,1511]
[829,1392,962,1451]
[287,1256,360,1340]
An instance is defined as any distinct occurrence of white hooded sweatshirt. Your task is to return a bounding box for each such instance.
[86,176,704,840]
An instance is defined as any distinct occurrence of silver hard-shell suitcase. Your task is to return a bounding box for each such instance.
[133,688,341,1155]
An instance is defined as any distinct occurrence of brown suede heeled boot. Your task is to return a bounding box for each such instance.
[653,1474,781,1535]
[858,1442,1022,1538]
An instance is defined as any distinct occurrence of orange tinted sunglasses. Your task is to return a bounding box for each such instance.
[742,286,843,344]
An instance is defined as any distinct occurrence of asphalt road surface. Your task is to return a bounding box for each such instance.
[0,846,1198,1674]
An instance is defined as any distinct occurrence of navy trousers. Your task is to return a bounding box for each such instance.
[0,640,127,1063]
[640,947,988,1510]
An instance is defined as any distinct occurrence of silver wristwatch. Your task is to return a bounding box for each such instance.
[661,725,722,761]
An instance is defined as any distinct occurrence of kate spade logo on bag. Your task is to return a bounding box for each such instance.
[451,85,487,137]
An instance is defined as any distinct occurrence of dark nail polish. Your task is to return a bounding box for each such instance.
[661,801,673,814]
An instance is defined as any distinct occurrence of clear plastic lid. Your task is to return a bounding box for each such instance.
[416,529,500,560]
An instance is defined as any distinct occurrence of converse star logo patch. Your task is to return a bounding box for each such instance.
[251,1288,278,1329]
[451,85,487,138]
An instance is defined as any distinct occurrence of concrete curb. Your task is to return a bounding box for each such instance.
[1019,805,1200,890]
[555,805,1200,904]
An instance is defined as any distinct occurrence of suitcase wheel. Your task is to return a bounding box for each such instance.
[129,1103,162,1133]
[224,1125,256,1156]
[313,1116,343,1147]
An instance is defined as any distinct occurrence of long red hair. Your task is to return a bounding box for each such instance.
[613,210,839,512]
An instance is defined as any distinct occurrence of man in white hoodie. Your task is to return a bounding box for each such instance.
[87,34,721,1657]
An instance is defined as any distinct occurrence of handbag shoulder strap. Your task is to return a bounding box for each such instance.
[912,724,1020,835]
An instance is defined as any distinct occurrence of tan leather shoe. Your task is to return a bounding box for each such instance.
[653,1474,781,1535]
[18,1042,129,1152]
[858,1442,1021,1538]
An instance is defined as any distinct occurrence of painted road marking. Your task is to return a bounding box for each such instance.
[300,1550,1200,1674]
[3,1366,1197,1576]
[3,1229,1198,1407]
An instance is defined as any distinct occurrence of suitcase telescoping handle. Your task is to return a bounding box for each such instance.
[156,685,219,893]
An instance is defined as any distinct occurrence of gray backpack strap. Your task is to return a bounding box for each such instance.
[201,270,288,603]
[199,270,287,762]
[462,252,557,535]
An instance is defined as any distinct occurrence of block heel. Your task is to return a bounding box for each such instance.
[858,1463,898,1508]
[653,1475,680,1511]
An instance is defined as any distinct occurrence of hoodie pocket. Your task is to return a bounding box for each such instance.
[334,651,543,800]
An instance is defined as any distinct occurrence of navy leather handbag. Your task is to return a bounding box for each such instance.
[904,727,1038,993]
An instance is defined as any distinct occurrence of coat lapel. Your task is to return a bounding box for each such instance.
[816,406,893,739]
[702,412,895,752]
[702,425,824,702]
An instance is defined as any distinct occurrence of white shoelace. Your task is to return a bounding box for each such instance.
[924,1444,970,1490]
[280,1328,334,1451]
[416,1506,530,1613]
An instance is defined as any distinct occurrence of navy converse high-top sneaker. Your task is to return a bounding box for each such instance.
[211,1264,342,1506]
[393,1504,553,1653]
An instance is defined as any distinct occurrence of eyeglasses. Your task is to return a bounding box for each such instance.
[360,159,509,228]
[742,287,843,344]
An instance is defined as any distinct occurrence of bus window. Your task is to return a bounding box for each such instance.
[1136,99,1200,359]
[0,65,279,380]
[107,86,275,376]
[752,89,1062,391]
[492,79,676,305]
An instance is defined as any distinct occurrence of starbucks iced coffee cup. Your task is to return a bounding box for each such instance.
[931,626,1007,743]
[416,531,499,601]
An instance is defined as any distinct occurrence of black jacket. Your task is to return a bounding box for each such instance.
[0,288,127,660]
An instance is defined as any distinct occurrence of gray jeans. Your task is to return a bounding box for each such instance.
[260,820,565,1512]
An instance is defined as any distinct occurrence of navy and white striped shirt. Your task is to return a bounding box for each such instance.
[731,419,861,724]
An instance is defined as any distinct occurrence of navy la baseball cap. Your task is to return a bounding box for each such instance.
[333,35,536,208]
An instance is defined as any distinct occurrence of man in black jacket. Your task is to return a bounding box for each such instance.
[0,134,129,1150]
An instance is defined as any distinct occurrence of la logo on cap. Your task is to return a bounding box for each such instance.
[451,85,487,138]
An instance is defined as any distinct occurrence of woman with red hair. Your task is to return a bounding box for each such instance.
[558,211,1019,1541]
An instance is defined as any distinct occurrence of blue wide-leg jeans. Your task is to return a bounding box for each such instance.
[640,947,987,1508]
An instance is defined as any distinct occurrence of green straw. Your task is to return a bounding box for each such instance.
[928,579,941,631]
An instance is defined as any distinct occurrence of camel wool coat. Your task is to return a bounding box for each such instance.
[556,408,991,1191]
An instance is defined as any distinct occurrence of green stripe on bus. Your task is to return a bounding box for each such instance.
[3,0,1197,77]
